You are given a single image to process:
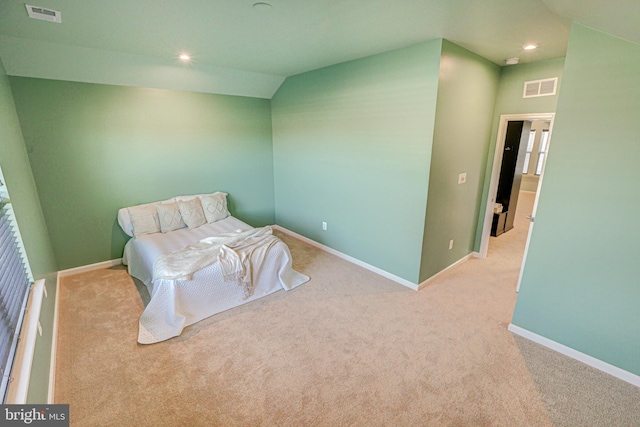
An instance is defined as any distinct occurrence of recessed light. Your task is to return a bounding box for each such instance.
[178,53,191,62]
[523,44,537,50]
[253,2,272,11]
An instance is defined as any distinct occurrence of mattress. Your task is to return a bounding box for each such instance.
[123,216,309,344]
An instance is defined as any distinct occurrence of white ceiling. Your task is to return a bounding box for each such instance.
[0,0,638,92]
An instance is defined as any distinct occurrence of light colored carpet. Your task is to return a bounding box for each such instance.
[55,192,640,426]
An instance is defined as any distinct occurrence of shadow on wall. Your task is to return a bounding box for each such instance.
[111,219,129,260]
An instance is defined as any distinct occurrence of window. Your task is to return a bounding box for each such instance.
[0,173,32,402]
[522,127,550,176]
[535,130,550,175]
[522,130,536,174]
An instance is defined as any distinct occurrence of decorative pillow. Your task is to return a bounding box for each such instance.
[200,192,229,223]
[178,198,206,229]
[156,203,187,233]
[128,204,161,238]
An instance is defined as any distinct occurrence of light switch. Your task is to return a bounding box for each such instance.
[458,173,467,184]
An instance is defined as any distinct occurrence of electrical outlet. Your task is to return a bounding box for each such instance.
[322,221,327,231]
[458,173,467,184]
[449,239,454,250]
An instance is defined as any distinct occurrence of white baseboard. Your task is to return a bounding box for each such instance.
[48,275,60,404]
[272,225,419,291]
[57,258,122,278]
[508,323,640,388]
[48,258,123,403]
[417,253,476,290]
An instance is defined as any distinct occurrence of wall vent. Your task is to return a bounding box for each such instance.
[25,4,62,23]
[523,77,558,98]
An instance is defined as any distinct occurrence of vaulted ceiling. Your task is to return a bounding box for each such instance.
[0,0,638,96]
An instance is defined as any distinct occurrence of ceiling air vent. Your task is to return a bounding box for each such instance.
[523,77,557,98]
[25,4,62,23]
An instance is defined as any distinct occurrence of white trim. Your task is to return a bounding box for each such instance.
[272,225,419,291]
[5,279,45,404]
[57,258,122,278]
[48,275,61,404]
[508,323,640,388]
[417,253,476,290]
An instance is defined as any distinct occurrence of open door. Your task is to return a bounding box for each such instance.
[478,113,555,291]
[491,120,531,237]
[515,120,554,292]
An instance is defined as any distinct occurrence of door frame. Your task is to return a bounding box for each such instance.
[477,112,555,261]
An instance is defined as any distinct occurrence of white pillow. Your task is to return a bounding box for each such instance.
[178,198,206,229]
[127,204,161,238]
[200,192,229,223]
[119,198,175,237]
[174,194,201,203]
[157,203,186,233]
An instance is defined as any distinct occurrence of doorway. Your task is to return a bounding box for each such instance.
[477,113,555,290]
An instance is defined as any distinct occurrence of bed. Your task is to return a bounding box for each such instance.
[118,192,309,344]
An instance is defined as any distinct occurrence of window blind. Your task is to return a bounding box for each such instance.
[0,200,32,402]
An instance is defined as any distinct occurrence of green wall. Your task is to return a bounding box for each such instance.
[419,41,500,281]
[474,57,565,249]
[0,66,56,280]
[9,78,275,270]
[493,57,565,116]
[272,41,442,283]
[512,24,640,375]
[0,59,58,403]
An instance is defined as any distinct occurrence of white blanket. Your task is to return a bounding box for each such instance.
[123,217,310,344]
[153,226,277,298]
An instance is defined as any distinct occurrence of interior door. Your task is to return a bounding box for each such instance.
[494,121,531,235]
[515,121,554,292]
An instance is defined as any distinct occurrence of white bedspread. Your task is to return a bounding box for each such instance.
[154,226,273,279]
[122,217,309,344]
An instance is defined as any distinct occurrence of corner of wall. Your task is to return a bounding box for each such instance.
[418,41,500,282]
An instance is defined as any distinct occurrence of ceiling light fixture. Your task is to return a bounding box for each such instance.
[523,44,538,50]
[178,53,191,62]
